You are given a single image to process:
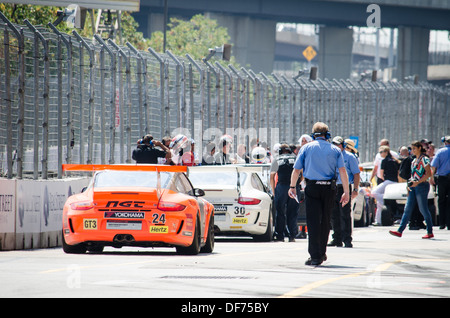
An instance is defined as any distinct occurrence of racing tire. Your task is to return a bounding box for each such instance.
[353,197,366,228]
[87,245,104,253]
[381,205,393,226]
[62,230,87,254]
[200,213,214,253]
[253,206,273,242]
[176,217,201,255]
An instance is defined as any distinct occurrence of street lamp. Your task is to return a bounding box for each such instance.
[203,44,232,62]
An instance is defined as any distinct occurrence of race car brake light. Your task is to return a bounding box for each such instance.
[158,201,186,211]
[70,201,94,210]
[237,197,261,205]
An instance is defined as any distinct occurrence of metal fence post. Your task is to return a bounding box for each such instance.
[147,46,168,138]
[48,23,73,177]
[94,35,116,164]
[205,65,212,130]
[72,30,94,164]
[292,74,306,140]
[108,39,129,163]
[228,65,245,134]
[166,50,185,130]
[241,67,257,143]
[25,20,49,179]
[260,72,276,147]
[2,25,13,178]
[203,59,220,131]
[281,75,295,143]
[272,73,287,143]
[215,62,233,135]
[186,54,204,146]
[0,12,25,179]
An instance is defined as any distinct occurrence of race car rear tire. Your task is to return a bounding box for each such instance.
[87,245,104,253]
[200,213,214,253]
[62,230,87,254]
[253,206,273,242]
[176,218,201,255]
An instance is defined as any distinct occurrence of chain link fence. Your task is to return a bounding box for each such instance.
[1,14,449,179]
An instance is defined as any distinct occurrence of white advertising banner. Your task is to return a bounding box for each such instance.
[0,179,17,250]
[15,178,90,235]
[0,177,90,250]
[16,180,42,235]
[0,179,16,234]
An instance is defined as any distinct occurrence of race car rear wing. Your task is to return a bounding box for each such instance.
[62,164,187,173]
[62,164,187,200]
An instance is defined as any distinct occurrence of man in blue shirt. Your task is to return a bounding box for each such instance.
[431,136,450,230]
[289,122,349,266]
[328,136,360,248]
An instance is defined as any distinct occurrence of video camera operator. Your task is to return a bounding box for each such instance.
[132,134,171,164]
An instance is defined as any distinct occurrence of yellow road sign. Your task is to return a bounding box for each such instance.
[302,46,317,62]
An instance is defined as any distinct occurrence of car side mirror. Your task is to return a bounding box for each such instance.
[189,188,205,197]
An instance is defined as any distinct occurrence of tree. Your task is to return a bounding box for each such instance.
[148,14,237,65]
[0,5,235,64]
[0,4,149,49]
[0,4,71,32]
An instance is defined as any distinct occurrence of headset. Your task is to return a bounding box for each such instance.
[311,131,331,140]
[139,135,153,147]
[332,137,346,148]
[339,139,347,148]
[279,143,292,155]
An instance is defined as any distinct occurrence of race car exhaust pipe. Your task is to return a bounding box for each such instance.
[113,234,135,243]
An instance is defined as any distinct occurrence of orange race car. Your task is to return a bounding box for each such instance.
[61,164,214,255]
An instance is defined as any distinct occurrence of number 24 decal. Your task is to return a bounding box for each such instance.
[152,213,166,224]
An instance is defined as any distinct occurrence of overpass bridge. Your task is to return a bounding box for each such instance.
[134,0,450,81]
[274,28,392,75]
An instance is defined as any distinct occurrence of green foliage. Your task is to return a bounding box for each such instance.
[0,4,148,49]
[1,3,63,26]
[148,14,237,65]
[1,5,236,65]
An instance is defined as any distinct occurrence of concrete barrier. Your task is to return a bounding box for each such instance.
[0,179,16,251]
[0,177,90,251]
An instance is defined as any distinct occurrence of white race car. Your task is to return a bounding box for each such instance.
[188,165,274,241]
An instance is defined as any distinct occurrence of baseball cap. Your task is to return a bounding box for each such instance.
[332,136,344,145]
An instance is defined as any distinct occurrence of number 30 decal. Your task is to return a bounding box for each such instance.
[234,206,245,215]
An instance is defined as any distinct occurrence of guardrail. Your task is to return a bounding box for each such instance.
[1,13,449,179]
[0,177,89,250]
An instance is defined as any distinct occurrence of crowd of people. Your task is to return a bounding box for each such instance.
[132,133,298,166]
[375,137,450,240]
[367,136,450,239]
[131,129,450,266]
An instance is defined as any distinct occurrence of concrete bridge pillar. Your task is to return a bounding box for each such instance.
[205,13,276,74]
[396,26,430,81]
[318,26,354,79]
